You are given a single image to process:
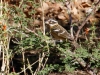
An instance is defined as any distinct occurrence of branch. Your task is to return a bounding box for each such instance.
[75,0,100,41]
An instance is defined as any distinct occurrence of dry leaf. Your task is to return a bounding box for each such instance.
[81,2,91,8]
[72,7,78,15]
[58,13,66,20]
[48,2,62,11]
[34,20,41,25]
[95,14,100,18]
[36,2,49,13]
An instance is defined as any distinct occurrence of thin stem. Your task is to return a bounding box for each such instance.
[40,0,45,35]
[1,41,5,75]
[18,60,39,75]
[19,0,23,8]
[21,28,26,75]
[27,58,33,75]
[0,0,2,17]
[75,0,100,41]
[34,52,46,75]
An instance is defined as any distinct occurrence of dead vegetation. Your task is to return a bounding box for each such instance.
[0,0,100,75]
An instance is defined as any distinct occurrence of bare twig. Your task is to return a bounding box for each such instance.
[65,50,86,68]
[75,0,100,41]
[17,60,39,75]
[27,59,33,75]
[33,52,46,75]
[63,0,100,69]
[24,27,39,36]
[19,0,23,8]
[0,0,2,17]
[20,29,26,75]
[40,0,45,35]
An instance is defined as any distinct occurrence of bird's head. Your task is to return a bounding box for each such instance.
[45,19,58,27]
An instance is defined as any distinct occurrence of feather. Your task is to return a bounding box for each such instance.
[45,19,71,40]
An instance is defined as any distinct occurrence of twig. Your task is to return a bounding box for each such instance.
[63,0,94,68]
[19,0,23,8]
[64,0,80,49]
[0,0,2,17]
[17,60,39,75]
[27,59,33,75]
[42,41,50,70]
[75,0,100,41]
[24,27,39,36]
[40,0,45,35]
[20,29,26,75]
[64,50,86,68]
[33,52,46,75]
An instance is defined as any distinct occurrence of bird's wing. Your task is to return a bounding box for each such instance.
[51,25,71,39]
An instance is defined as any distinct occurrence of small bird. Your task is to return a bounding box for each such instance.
[45,19,71,41]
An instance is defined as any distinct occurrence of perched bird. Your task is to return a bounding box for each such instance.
[45,19,71,41]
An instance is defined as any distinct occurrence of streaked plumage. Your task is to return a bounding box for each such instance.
[45,19,71,40]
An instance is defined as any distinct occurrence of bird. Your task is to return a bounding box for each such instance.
[45,19,71,41]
